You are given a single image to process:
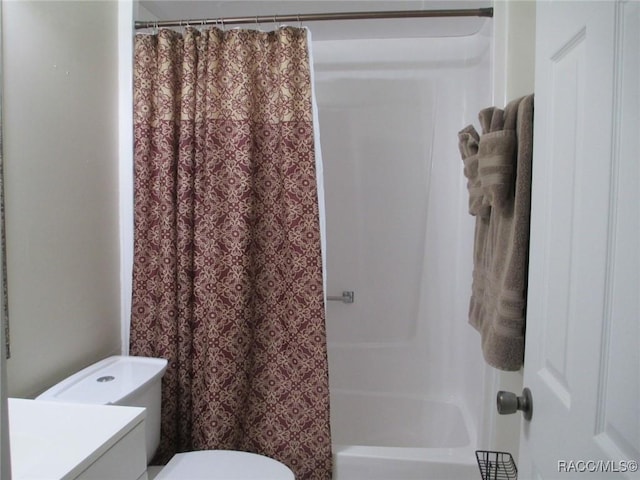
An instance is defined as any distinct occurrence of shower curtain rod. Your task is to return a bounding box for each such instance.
[134,7,493,30]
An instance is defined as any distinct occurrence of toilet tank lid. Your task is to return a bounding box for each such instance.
[36,355,168,405]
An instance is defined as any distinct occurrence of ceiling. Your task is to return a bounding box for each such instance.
[137,1,493,40]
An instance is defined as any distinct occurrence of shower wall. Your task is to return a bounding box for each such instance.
[313,29,491,445]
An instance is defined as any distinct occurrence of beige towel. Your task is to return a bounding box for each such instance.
[458,125,491,217]
[458,95,534,371]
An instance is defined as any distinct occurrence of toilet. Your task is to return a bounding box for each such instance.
[36,355,295,480]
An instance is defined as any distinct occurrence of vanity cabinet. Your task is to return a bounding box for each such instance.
[9,398,147,480]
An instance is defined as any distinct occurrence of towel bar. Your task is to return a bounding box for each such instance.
[327,291,354,304]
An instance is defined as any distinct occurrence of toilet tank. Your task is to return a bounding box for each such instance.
[37,355,168,464]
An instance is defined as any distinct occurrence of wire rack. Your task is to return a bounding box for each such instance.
[475,450,518,480]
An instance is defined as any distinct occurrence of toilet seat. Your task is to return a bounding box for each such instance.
[154,450,295,480]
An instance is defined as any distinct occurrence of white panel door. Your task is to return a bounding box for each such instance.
[519,1,640,478]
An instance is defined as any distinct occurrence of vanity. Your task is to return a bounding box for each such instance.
[9,398,147,480]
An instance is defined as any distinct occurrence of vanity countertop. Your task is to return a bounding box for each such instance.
[9,398,146,480]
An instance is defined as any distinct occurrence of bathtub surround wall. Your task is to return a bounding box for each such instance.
[313,24,491,478]
[2,1,121,398]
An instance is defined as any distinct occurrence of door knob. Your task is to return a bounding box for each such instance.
[497,387,533,421]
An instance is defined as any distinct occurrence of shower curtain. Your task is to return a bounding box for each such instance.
[130,27,332,480]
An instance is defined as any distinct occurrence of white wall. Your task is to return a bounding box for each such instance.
[2,1,121,398]
[478,0,536,457]
[313,30,491,441]
[119,0,160,357]
[492,0,536,105]
[118,0,135,357]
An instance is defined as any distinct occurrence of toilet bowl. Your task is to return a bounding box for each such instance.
[36,356,294,480]
[154,451,294,480]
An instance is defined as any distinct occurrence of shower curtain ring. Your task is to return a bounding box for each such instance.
[255,15,263,31]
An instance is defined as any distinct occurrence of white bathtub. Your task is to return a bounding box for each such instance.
[330,391,478,480]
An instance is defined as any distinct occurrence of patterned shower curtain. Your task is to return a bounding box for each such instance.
[130,27,332,480]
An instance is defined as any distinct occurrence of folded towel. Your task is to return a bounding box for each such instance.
[458,125,491,217]
[478,130,517,210]
[458,94,534,371]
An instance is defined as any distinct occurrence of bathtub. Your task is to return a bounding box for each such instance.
[330,391,478,480]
